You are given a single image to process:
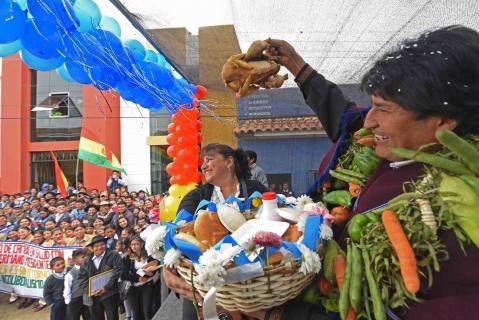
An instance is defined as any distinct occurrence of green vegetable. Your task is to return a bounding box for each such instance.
[323,239,343,282]
[352,147,381,176]
[329,170,364,186]
[436,129,479,175]
[349,243,363,311]
[339,243,352,320]
[362,247,386,320]
[366,211,381,222]
[440,173,479,247]
[323,190,352,207]
[337,168,367,179]
[348,214,370,242]
[391,148,474,176]
[302,285,321,305]
[459,175,479,196]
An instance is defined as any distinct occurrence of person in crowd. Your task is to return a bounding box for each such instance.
[163,143,268,319]
[17,226,33,242]
[7,228,19,241]
[43,229,54,246]
[105,224,118,250]
[67,224,92,247]
[137,190,147,202]
[120,227,134,240]
[54,202,71,225]
[97,201,114,225]
[107,171,126,193]
[0,214,12,240]
[64,249,90,320]
[95,225,106,237]
[70,199,87,220]
[116,216,130,237]
[43,256,67,320]
[121,236,158,320]
[71,219,81,230]
[45,219,57,231]
[245,150,269,187]
[116,201,134,225]
[52,228,67,247]
[279,182,294,197]
[116,237,133,320]
[32,230,44,245]
[0,194,11,208]
[30,198,42,219]
[83,205,98,225]
[78,235,122,320]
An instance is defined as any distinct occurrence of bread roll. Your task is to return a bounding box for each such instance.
[194,211,229,248]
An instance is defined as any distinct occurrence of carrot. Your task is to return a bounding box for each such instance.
[357,137,376,146]
[348,182,362,198]
[333,255,347,289]
[381,210,420,294]
[347,305,357,320]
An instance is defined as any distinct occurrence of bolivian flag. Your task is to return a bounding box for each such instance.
[78,127,126,174]
[50,151,69,198]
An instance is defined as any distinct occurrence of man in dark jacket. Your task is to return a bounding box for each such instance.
[78,235,122,320]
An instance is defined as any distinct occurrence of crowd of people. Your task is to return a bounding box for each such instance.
[0,177,164,320]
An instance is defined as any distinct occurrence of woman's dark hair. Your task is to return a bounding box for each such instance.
[201,143,251,180]
[361,25,479,135]
[129,236,148,261]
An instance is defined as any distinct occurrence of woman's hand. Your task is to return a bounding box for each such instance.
[163,267,203,304]
[265,38,306,77]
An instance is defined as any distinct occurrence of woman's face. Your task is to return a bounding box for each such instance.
[93,219,104,227]
[19,219,30,228]
[145,200,153,208]
[118,218,128,228]
[43,231,52,240]
[201,151,233,184]
[33,233,44,244]
[130,239,142,254]
[7,231,18,240]
[18,228,30,240]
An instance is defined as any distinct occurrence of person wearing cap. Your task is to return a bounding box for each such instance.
[78,235,122,320]
[97,201,114,225]
[23,190,33,203]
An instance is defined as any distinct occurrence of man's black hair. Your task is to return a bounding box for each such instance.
[245,150,258,163]
[49,256,64,269]
[72,248,87,260]
[361,25,479,136]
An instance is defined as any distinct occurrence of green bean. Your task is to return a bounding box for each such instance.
[436,129,479,175]
[349,243,363,311]
[363,281,372,319]
[339,243,352,320]
[362,248,386,320]
[329,170,365,186]
[337,167,367,179]
[391,147,474,175]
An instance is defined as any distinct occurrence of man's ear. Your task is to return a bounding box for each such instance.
[436,117,458,131]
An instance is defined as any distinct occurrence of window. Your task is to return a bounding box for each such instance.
[30,151,83,190]
[150,146,171,195]
[30,70,84,142]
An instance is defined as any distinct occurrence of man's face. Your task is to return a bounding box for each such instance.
[74,226,85,239]
[364,95,456,161]
[31,199,40,208]
[1,195,8,202]
[125,198,132,205]
[22,202,31,210]
[100,205,109,213]
[105,228,115,239]
[53,231,63,242]
[33,233,44,243]
[45,220,56,230]
[74,254,86,266]
[52,259,65,273]
[117,204,126,213]
[0,216,6,226]
[92,241,106,256]
[60,221,70,229]
[56,205,66,214]
[7,231,18,240]
[87,207,97,215]
[75,202,84,210]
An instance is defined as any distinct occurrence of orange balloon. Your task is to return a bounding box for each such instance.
[194,85,208,99]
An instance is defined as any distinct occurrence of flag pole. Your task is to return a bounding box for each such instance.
[75,154,80,189]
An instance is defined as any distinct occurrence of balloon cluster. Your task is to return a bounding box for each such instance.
[0,0,195,113]
[161,86,207,221]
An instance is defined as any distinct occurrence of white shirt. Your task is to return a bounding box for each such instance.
[211,184,240,205]
[92,251,106,269]
[63,265,80,304]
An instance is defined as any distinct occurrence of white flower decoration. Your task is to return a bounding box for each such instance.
[145,225,168,260]
[164,248,181,268]
[194,246,242,288]
[295,195,313,210]
[303,202,328,215]
[297,243,321,275]
[320,223,333,241]
[296,214,308,232]
[285,196,298,206]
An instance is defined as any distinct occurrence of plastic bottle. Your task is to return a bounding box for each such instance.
[259,191,283,221]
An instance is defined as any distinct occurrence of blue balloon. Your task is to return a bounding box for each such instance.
[56,63,76,82]
[99,16,121,37]
[13,0,28,10]
[144,49,157,63]
[157,53,166,67]
[21,49,64,71]
[65,58,92,84]
[124,39,146,61]
[0,39,22,57]
[0,1,27,44]
[21,19,64,59]
[27,0,79,32]
[73,0,101,32]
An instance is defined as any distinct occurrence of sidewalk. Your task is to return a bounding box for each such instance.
[0,293,49,320]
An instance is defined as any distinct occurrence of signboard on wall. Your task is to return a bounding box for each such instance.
[237,88,315,119]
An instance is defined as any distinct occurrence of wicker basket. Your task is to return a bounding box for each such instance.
[177,259,315,313]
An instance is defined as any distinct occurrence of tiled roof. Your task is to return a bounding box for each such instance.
[234,117,323,134]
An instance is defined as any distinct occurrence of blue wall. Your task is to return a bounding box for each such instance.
[239,137,332,195]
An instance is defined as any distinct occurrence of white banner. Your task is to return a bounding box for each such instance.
[0,241,79,298]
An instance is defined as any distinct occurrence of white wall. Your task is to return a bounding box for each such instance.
[120,99,151,192]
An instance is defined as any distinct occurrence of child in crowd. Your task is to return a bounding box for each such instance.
[43,256,67,320]
[105,224,118,250]
[43,229,54,246]
[64,249,90,320]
